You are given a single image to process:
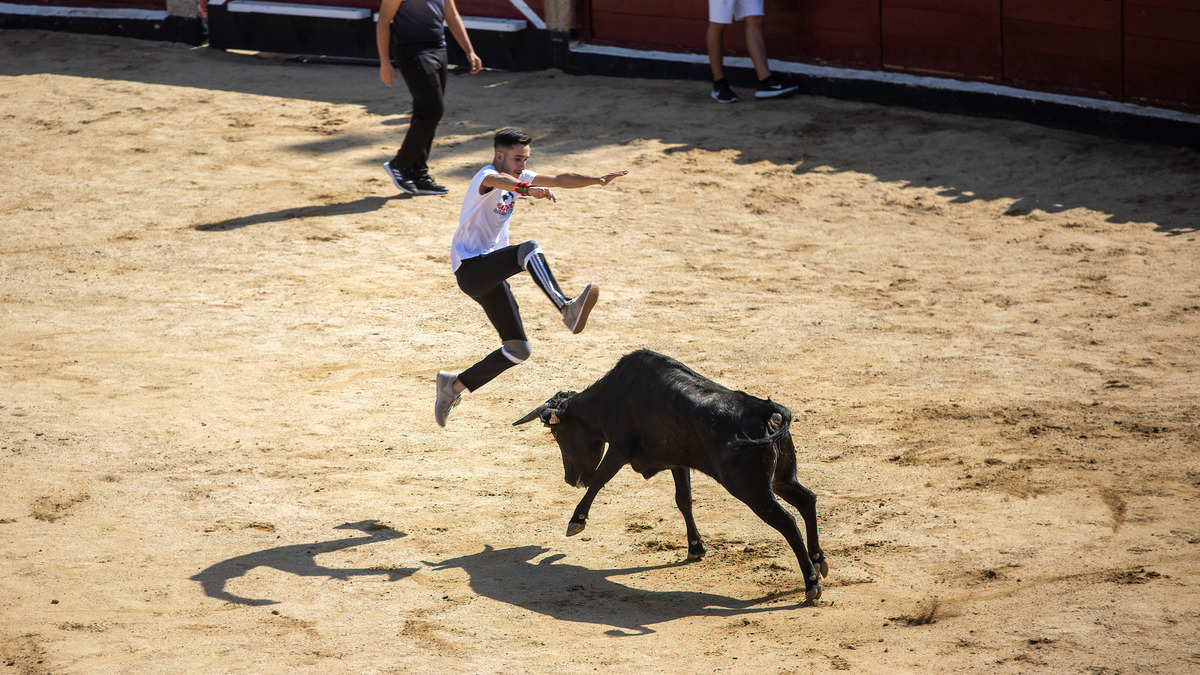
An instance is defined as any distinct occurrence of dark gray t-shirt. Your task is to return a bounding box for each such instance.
[390,0,446,46]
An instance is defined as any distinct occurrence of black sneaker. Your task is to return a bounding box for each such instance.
[409,168,449,195]
[383,161,417,194]
[755,75,799,99]
[711,79,739,104]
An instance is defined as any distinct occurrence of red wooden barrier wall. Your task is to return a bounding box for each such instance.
[582,0,1200,111]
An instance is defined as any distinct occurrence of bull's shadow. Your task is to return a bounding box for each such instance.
[191,520,415,606]
[427,545,809,636]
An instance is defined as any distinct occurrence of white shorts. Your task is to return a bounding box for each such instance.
[709,0,764,24]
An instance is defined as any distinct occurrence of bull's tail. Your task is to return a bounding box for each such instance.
[729,402,792,449]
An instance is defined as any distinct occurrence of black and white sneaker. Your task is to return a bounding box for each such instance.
[383,161,417,194]
[711,79,739,104]
[410,168,449,195]
[755,75,799,99]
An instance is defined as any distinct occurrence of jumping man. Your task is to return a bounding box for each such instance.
[434,127,629,427]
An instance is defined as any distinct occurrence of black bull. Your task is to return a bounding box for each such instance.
[514,349,828,601]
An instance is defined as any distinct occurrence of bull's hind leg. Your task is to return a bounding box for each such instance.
[671,468,705,560]
[727,477,823,602]
[773,477,828,578]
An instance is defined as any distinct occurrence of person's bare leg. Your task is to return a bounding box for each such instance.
[707,22,727,81]
[745,15,771,81]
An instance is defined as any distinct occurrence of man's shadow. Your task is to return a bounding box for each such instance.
[191,520,415,606]
[195,195,407,232]
[426,545,811,636]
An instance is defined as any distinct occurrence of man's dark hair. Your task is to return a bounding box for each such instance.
[494,127,533,149]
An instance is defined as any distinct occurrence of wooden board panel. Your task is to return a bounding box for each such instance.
[456,0,544,21]
[1004,0,1119,29]
[1124,2,1200,107]
[1126,0,1199,10]
[1002,0,1121,96]
[881,0,1000,77]
[589,12,705,51]
[589,0,704,20]
[1125,2,1200,42]
[587,0,879,67]
[791,0,879,66]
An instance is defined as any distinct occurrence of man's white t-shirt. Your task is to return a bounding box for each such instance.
[451,166,538,271]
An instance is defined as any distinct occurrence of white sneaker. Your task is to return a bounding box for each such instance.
[562,283,599,334]
[434,371,461,427]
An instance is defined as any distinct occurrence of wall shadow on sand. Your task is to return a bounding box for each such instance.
[5,30,1195,236]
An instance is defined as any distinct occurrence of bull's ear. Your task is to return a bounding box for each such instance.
[513,405,547,426]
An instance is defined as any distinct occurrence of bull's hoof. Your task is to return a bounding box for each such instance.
[812,553,829,578]
[687,539,706,561]
[804,584,822,604]
[566,521,586,537]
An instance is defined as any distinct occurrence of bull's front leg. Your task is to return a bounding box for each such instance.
[671,468,705,560]
[566,449,627,537]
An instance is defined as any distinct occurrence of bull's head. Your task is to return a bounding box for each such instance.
[513,391,605,489]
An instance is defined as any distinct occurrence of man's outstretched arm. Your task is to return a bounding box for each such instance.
[533,170,629,189]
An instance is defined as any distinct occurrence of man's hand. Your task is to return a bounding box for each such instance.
[530,187,557,203]
[380,62,397,87]
[466,52,482,75]
[597,170,629,185]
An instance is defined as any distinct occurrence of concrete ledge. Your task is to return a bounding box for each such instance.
[227,0,369,20]
[0,2,202,43]
[461,16,525,32]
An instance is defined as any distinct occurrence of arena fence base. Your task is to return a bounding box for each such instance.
[0,10,203,44]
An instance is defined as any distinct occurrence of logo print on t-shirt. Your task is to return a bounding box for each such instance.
[492,191,516,219]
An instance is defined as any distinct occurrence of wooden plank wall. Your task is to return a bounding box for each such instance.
[585,0,706,52]
[456,0,544,22]
[881,0,1001,79]
[1125,0,1200,107]
[781,0,880,68]
[584,0,881,68]
[583,0,1200,110]
[1003,0,1122,95]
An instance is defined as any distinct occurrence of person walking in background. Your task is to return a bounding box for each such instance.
[433,127,629,427]
[707,0,799,103]
[376,0,482,195]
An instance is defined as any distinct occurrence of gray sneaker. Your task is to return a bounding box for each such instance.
[562,283,599,334]
[434,371,461,427]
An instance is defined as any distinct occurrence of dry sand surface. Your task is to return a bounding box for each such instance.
[2,29,1199,674]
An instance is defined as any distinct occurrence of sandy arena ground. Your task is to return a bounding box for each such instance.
[2,30,1199,674]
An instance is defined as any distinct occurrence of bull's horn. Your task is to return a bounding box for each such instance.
[513,405,548,426]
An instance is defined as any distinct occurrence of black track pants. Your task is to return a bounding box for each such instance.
[390,45,447,172]
[453,244,566,391]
